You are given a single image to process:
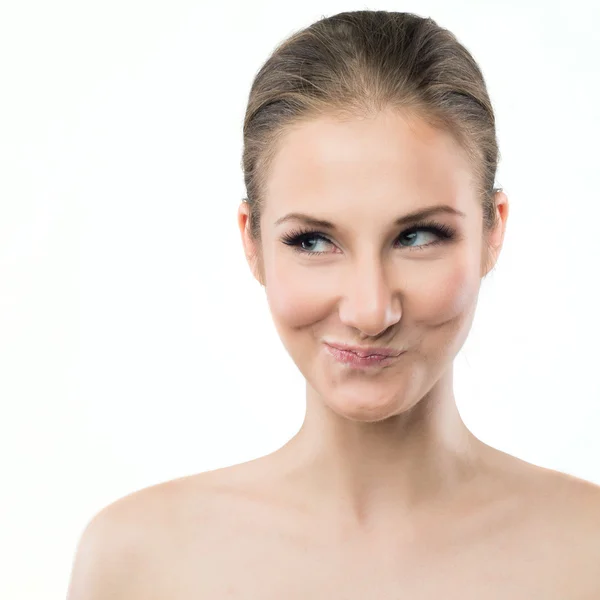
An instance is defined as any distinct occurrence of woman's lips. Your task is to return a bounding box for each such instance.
[324,343,404,368]
[323,342,403,357]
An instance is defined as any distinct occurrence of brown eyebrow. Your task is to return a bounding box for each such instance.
[274,205,466,229]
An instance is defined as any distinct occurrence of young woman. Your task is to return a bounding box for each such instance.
[68,10,600,599]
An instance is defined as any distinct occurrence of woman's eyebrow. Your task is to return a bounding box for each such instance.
[274,205,466,229]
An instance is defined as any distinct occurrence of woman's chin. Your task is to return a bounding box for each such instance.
[323,389,410,423]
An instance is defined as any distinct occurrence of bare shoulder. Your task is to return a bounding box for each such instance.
[528,465,600,525]
[66,472,220,600]
[486,445,600,519]
[545,468,600,541]
[549,470,600,590]
[516,463,600,594]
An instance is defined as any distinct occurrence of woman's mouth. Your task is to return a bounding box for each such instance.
[323,343,404,369]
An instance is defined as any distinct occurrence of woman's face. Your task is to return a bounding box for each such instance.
[239,108,506,421]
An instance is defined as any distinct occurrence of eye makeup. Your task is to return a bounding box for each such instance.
[280,220,457,256]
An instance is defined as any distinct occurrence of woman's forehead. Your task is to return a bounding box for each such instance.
[264,112,476,219]
[267,112,471,191]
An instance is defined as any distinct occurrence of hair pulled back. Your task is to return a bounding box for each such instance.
[242,10,501,245]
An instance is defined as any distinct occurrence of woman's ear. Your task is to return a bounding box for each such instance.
[237,200,265,286]
[482,190,509,278]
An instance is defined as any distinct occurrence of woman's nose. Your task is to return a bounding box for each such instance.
[337,259,402,337]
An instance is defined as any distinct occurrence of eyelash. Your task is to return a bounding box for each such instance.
[280,221,457,256]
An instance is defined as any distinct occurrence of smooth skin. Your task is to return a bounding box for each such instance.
[67,108,600,599]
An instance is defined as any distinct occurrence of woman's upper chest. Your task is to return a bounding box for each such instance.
[130,469,600,599]
[144,505,598,600]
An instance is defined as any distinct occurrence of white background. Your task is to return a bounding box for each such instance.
[1,0,598,597]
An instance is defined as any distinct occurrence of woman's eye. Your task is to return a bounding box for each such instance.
[398,229,437,248]
[281,223,455,256]
[298,234,331,253]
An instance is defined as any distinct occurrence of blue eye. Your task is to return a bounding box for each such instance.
[280,221,457,256]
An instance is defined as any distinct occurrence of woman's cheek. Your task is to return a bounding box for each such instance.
[405,256,480,325]
[266,257,332,329]
[265,249,480,330]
